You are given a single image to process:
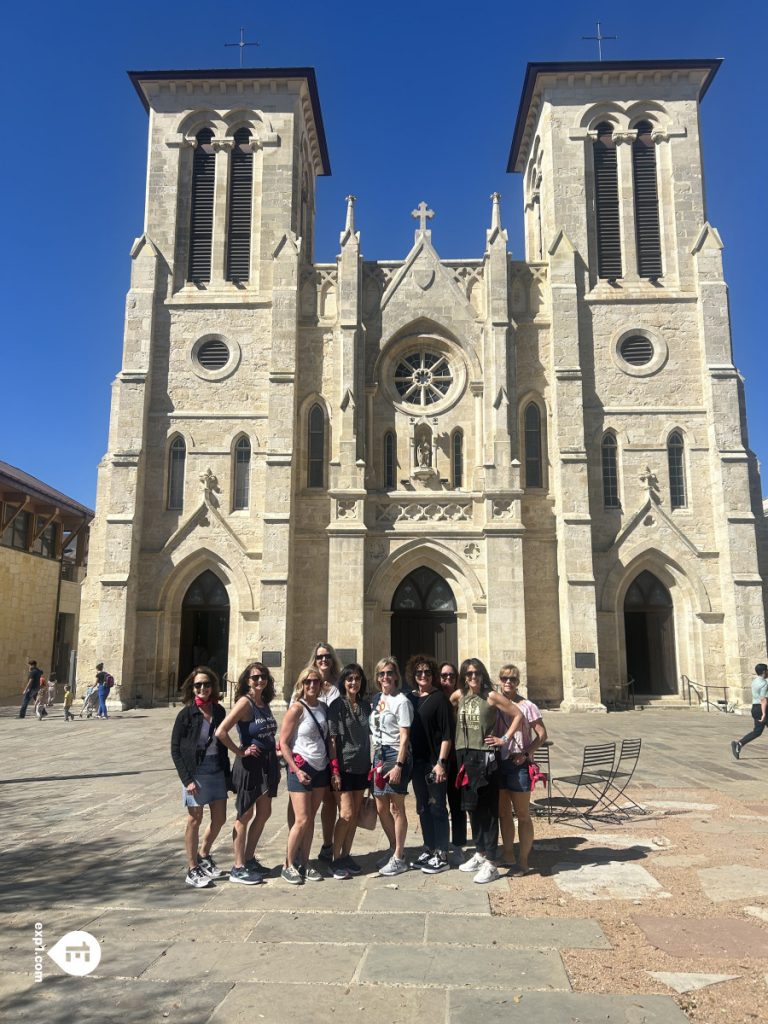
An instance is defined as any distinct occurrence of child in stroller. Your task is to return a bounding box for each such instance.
[80,685,99,718]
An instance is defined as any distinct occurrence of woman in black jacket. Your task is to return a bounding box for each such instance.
[171,666,233,888]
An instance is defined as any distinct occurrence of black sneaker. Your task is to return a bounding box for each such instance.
[229,865,263,885]
[185,866,212,889]
[331,859,352,879]
[246,857,269,876]
[412,848,432,868]
[730,740,741,761]
[318,844,333,863]
[422,852,450,874]
[342,855,362,875]
[198,855,226,879]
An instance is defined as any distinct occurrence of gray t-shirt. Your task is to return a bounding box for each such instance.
[328,697,372,774]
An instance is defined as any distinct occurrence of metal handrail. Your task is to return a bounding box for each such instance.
[681,674,731,713]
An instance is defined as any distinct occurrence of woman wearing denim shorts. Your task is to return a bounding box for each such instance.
[370,656,413,876]
[490,664,547,875]
[279,667,331,884]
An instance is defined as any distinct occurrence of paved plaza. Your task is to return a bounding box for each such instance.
[2,705,767,1023]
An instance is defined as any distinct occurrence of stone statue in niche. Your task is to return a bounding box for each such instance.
[417,439,431,468]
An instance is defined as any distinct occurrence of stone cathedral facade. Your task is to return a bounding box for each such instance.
[78,59,768,709]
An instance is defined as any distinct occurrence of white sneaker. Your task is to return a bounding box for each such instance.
[376,849,395,870]
[459,852,485,873]
[378,855,409,876]
[473,861,500,884]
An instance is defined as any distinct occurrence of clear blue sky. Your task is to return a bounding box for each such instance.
[3,0,767,509]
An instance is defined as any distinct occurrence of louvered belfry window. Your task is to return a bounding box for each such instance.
[226,128,253,283]
[633,121,662,278]
[188,129,215,284]
[593,122,622,279]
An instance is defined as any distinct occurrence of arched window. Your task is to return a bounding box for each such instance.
[632,121,662,279]
[593,122,622,280]
[524,403,543,488]
[226,128,253,283]
[601,433,620,509]
[667,431,686,509]
[233,436,251,510]
[307,404,325,488]
[384,431,396,490]
[167,436,186,510]
[188,129,215,284]
[452,429,464,489]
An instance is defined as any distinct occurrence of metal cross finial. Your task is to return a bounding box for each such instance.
[582,21,617,61]
[225,27,260,68]
[411,201,434,233]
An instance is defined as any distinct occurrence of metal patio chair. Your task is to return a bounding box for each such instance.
[546,742,618,829]
[529,742,552,823]
[591,737,647,818]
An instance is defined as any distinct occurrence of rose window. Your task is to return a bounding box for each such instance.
[394,350,453,406]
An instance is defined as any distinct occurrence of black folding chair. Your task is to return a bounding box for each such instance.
[546,742,618,829]
[592,737,646,818]
[529,743,552,823]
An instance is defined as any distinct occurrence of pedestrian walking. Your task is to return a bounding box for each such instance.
[95,662,110,719]
[46,673,57,707]
[19,659,43,718]
[731,663,768,759]
[63,684,74,721]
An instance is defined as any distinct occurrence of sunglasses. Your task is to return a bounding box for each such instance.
[316,654,332,662]
[500,677,519,684]
[193,682,212,690]
[465,671,481,678]
[440,672,456,679]
[414,669,432,677]
[249,674,266,682]
[345,675,362,683]
[305,678,322,686]
[377,670,395,677]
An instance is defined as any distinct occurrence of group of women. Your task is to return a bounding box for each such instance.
[170,643,547,889]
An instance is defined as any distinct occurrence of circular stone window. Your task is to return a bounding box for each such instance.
[394,349,453,406]
[190,335,241,381]
[611,328,668,377]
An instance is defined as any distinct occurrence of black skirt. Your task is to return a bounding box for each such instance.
[232,751,280,816]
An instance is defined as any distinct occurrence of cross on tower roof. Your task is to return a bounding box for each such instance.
[411,201,434,234]
[582,21,617,61]
[225,27,260,68]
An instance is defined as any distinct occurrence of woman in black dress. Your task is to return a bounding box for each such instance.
[216,661,280,884]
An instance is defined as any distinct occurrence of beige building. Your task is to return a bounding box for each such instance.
[0,462,91,704]
[78,59,768,708]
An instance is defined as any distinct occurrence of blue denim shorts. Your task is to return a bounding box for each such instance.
[373,745,411,796]
[498,760,531,793]
[182,760,228,807]
[286,761,330,793]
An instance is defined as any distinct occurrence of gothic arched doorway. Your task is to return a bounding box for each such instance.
[623,570,677,694]
[178,570,230,691]
[390,567,457,672]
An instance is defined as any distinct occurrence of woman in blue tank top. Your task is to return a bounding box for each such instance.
[216,661,279,884]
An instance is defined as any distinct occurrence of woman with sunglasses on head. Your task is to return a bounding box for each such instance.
[370,656,413,876]
[437,661,466,849]
[304,642,342,865]
[493,664,546,875]
[327,663,372,879]
[406,654,454,874]
[279,667,331,884]
[215,662,279,884]
[171,666,233,889]
[450,658,523,884]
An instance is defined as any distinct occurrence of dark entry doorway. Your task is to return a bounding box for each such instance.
[178,570,230,691]
[390,567,458,673]
[623,570,677,694]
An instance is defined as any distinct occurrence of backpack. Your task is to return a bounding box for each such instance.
[105,673,115,691]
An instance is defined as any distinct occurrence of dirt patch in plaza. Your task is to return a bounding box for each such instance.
[490,788,768,1024]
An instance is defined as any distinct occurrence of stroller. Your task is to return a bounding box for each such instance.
[79,685,99,719]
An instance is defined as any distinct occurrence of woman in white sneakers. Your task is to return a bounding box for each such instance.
[279,667,331,884]
[370,656,413,876]
[304,641,342,865]
[450,658,522,883]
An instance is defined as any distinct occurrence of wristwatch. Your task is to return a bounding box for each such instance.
[396,761,405,769]
[438,757,448,767]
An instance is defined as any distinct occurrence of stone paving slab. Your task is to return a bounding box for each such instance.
[448,990,690,1023]
[634,914,768,957]
[553,862,671,901]
[697,864,768,902]
[648,971,740,993]
[86,908,257,944]
[425,914,610,949]
[360,943,570,990]
[361,884,491,914]
[247,911,426,944]
[202,880,366,913]
[208,981,447,1024]
[142,939,365,984]
[0,974,233,1023]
